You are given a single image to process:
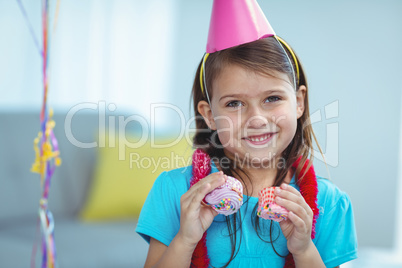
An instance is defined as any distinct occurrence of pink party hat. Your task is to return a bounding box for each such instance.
[206,0,276,53]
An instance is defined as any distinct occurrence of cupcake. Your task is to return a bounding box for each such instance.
[257,187,289,222]
[204,176,243,216]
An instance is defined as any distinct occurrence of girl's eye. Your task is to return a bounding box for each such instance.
[264,96,280,103]
[226,100,243,108]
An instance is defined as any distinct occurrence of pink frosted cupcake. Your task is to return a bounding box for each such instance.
[204,176,243,216]
[257,187,289,222]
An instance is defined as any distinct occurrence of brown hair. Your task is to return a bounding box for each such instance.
[191,36,323,266]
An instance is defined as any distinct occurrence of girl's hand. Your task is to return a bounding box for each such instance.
[177,171,227,249]
[275,183,314,256]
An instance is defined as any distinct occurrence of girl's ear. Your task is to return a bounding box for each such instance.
[197,100,216,130]
[296,85,306,119]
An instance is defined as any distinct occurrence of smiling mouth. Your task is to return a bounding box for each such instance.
[243,133,275,142]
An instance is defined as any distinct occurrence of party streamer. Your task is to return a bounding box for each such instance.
[16,1,61,267]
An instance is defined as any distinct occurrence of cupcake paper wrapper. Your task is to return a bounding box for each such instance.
[257,187,289,222]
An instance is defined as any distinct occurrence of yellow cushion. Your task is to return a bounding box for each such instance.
[80,136,193,221]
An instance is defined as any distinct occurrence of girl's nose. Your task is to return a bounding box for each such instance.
[245,107,268,129]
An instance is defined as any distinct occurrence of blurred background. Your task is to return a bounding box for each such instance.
[0,0,401,267]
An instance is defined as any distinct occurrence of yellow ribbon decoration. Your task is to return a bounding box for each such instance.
[31,108,61,183]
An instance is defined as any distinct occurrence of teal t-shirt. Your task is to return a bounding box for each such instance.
[136,164,358,267]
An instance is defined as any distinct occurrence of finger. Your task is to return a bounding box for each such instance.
[199,205,219,230]
[276,184,313,218]
[201,205,218,217]
[285,211,310,235]
[202,171,228,192]
[275,195,311,225]
[181,172,226,209]
[189,182,212,214]
[181,188,198,211]
[275,185,299,202]
[190,171,226,192]
[188,174,226,212]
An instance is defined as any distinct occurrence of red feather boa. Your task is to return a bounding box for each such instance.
[190,149,319,268]
[190,149,212,267]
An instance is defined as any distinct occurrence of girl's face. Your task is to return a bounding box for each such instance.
[198,64,306,168]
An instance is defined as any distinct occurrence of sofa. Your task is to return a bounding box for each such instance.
[0,110,193,268]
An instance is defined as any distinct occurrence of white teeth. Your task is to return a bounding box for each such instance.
[249,134,271,142]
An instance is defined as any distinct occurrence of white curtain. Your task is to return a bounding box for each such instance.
[0,0,177,124]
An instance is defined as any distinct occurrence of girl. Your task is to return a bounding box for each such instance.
[136,1,357,267]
